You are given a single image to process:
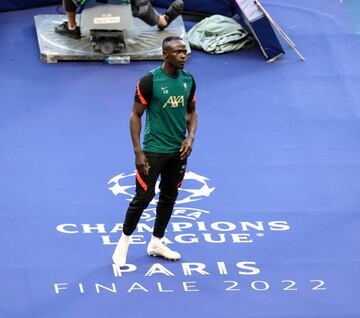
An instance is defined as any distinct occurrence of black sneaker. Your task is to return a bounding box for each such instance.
[54,22,81,39]
[160,0,184,30]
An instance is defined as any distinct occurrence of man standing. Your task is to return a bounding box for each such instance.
[113,36,197,266]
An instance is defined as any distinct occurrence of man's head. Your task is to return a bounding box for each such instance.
[162,36,187,70]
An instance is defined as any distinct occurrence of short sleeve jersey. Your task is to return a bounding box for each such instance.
[135,66,196,153]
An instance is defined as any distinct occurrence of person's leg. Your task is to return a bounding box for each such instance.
[132,0,184,30]
[132,0,160,26]
[122,156,165,236]
[113,153,164,266]
[54,0,81,39]
[153,155,186,238]
[66,11,77,29]
[158,0,184,30]
[147,153,187,260]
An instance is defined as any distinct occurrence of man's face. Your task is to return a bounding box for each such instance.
[164,40,187,69]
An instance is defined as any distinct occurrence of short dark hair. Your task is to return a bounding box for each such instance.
[162,36,184,50]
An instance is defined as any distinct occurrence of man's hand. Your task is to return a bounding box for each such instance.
[135,151,150,175]
[180,137,193,160]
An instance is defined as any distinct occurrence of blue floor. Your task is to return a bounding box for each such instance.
[1,1,360,317]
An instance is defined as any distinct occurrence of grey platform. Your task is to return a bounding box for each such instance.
[34,15,190,63]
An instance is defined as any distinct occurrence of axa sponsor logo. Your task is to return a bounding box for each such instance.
[162,95,185,108]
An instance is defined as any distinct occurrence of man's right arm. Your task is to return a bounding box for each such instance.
[130,101,150,175]
[130,73,153,175]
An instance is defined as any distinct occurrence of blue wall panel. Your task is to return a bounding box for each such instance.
[153,0,235,16]
[0,0,61,12]
[1,0,235,15]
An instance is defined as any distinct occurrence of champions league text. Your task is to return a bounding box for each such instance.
[56,219,290,245]
[53,174,327,296]
[54,219,326,295]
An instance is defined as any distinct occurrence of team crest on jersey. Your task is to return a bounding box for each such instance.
[163,95,185,108]
[183,82,187,90]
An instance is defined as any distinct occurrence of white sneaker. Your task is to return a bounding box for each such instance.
[112,236,130,266]
[147,241,181,261]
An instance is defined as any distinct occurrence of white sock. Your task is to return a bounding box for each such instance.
[149,235,162,246]
[120,233,130,243]
[68,24,77,30]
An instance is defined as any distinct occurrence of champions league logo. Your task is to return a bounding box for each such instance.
[106,170,215,236]
[105,170,291,244]
[108,170,215,205]
[57,170,292,243]
[53,171,327,295]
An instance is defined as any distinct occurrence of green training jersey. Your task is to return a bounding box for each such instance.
[135,66,196,153]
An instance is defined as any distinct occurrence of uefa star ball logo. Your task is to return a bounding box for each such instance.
[108,171,215,205]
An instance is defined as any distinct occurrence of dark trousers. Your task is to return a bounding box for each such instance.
[123,152,187,238]
[63,0,160,26]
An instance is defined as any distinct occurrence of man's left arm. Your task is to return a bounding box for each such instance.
[180,79,198,160]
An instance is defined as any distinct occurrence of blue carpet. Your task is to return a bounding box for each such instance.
[1,1,360,317]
